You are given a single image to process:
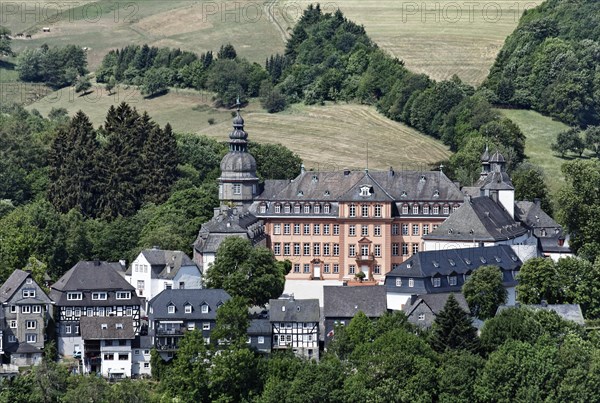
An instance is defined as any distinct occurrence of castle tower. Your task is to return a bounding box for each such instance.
[218,102,259,207]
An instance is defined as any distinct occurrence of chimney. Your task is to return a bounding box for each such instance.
[388,167,394,177]
[301,163,305,174]
[343,168,351,176]
[119,259,126,268]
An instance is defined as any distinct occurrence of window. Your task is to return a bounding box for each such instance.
[303,243,311,255]
[402,224,409,235]
[361,245,369,257]
[304,204,310,214]
[323,264,330,273]
[22,306,31,314]
[273,224,281,235]
[423,224,429,235]
[179,282,185,289]
[349,225,356,236]
[168,305,175,314]
[412,244,419,255]
[258,336,265,344]
[274,243,281,255]
[374,225,381,236]
[201,305,209,313]
[26,278,32,284]
[65,325,72,334]
[10,306,16,313]
[324,204,330,214]
[412,205,419,214]
[418,313,425,321]
[323,243,330,256]
[453,205,459,213]
[408,278,414,287]
[137,280,145,290]
[449,276,457,286]
[349,265,356,275]
[374,265,381,274]
[294,243,300,256]
[284,204,290,213]
[392,224,399,235]
[92,292,107,300]
[333,244,340,256]
[361,205,369,217]
[284,224,290,234]
[433,277,441,287]
[361,225,368,236]
[323,224,330,235]
[303,264,310,273]
[294,204,300,214]
[259,204,266,214]
[10,320,16,328]
[402,205,409,214]
[412,224,419,236]
[293,264,300,273]
[396,278,402,287]
[304,224,310,235]
[402,243,409,256]
[423,205,430,214]
[66,308,72,317]
[185,305,192,314]
[348,244,356,257]
[67,292,82,300]
[274,204,281,213]
[26,334,36,344]
[313,224,320,235]
[26,320,36,329]
[392,243,399,256]
[433,206,439,215]
[203,323,210,330]
[246,337,252,344]
[116,291,131,300]
[443,206,449,215]
[374,244,381,257]
[119,354,129,361]
[333,264,339,274]
[349,204,356,217]
[144,363,150,368]
[374,204,382,217]
[313,243,320,256]
[116,323,124,330]
[126,307,132,316]
[294,224,300,235]
[8,335,16,343]
[333,224,340,235]
[283,243,291,256]
[314,204,320,213]
[22,289,36,298]
[233,184,241,195]
[103,353,114,360]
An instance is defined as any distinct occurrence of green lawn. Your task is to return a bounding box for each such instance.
[497,108,582,196]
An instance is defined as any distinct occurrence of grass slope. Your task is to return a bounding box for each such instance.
[289,0,543,85]
[497,108,572,195]
[27,87,450,170]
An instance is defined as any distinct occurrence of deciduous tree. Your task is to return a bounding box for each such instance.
[462,265,507,320]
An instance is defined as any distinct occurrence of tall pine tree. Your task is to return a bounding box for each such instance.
[142,122,178,204]
[430,294,479,353]
[48,111,99,216]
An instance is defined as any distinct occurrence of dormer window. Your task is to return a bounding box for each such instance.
[101,323,108,330]
[274,204,281,213]
[432,277,441,287]
[304,204,310,214]
[433,190,440,198]
[284,204,290,213]
[294,204,301,213]
[324,190,330,197]
[168,305,175,314]
[433,205,440,215]
[259,204,266,214]
[448,275,457,286]
[359,185,371,197]
[510,255,518,262]
[22,289,36,298]
[420,175,426,182]
[201,304,209,313]
[92,292,107,300]
[443,206,450,215]
[465,258,471,265]
[412,205,419,214]
[297,191,304,197]
[312,174,318,182]
[116,323,123,330]
[480,257,487,264]
[432,261,439,268]
[448,259,456,266]
[401,191,407,198]
[494,256,501,263]
[116,291,131,300]
[402,205,409,215]
[67,292,82,301]
[324,204,330,214]
[185,305,192,314]
[314,204,320,214]
[423,205,430,214]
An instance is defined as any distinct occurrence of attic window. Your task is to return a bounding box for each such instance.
[480,257,487,264]
[101,324,108,330]
[116,323,123,330]
[201,304,209,313]
[312,174,318,182]
[465,258,471,265]
[168,305,175,314]
[359,185,372,197]
[432,261,439,268]
[469,229,474,235]
[281,306,285,312]
[185,305,192,314]
[448,229,453,234]
[296,306,301,312]
[511,255,518,262]
[420,175,426,182]
[433,190,440,198]
[448,259,456,266]
[401,191,407,198]
[26,278,33,284]
[407,262,412,269]
[324,190,330,196]
[494,256,501,263]
[297,191,303,197]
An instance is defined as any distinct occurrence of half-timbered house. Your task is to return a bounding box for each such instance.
[269,297,320,359]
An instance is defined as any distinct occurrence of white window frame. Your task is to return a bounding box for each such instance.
[168,305,175,314]
[201,305,209,314]
[26,320,36,329]
[67,292,82,301]
[185,305,192,314]
[22,305,31,314]
[116,291,131,300]
[233,183,242,195]
[26,334,37,343]
[395,278,402,287]
[203,322,210,330]
[92,292,107,300]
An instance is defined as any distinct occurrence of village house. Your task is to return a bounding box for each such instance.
[269,297,320,359]
[402,293,470,328]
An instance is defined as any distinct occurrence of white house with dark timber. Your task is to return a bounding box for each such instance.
[269,297,320,360]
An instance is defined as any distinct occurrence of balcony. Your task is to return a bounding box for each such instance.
[355,254,375,264]
[156,326,185,336]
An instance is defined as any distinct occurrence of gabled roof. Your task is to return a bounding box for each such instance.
[386,245,522,278]
[193,208,265,254]
[0,269,52,305]
[148,289,231,320]
[338,171,395,202]
[323,286,387,318]
[424,196,526,242]
[126,249,199,279]
[5,343,42,354]
[497,304,584,325]
[50,261,139,306]
[269,298,320,322]
[248,319,272,335]
[80,316,136,340]
[514,201,561,232]
[404,293,470,317]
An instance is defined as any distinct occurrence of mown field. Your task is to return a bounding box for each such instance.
[27,86,450,170]
[497,108,573,195]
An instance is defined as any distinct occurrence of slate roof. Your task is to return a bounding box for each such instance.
[515,201,561,234]
[193,208,265,254]
[50,261,140,307]
[539,237,572,254]
[148,289,231,320]
[0,269,52,305]
[5,343,42,354]
[404,293,470,317]
[248,319,272,335]
[497,304,584,325]
[423,196,527,242]
[386,245,522,278]
[126,249,199,279]
[269,298,320,322]
[323,286,387,318]
[256,169,463,205]
[478,171,514,191]
[80,316,136,340]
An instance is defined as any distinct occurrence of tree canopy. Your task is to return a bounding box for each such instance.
[462,265,507,320]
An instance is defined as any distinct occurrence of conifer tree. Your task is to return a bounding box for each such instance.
[430,294,479,353]
[142,122,178,204]
[48,111,99,216]
[97,103,142,219]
